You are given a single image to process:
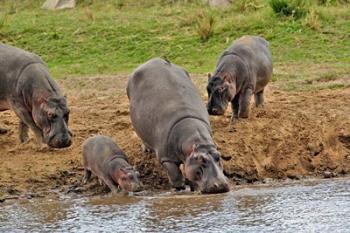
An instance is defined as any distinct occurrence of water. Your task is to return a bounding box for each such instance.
[1,178,350,233]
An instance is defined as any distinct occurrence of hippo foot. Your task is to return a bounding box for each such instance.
[141,144,154,154]
[0,128,8,134]
[174,186,186,192]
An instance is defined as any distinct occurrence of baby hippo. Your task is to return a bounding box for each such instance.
[82,135,142,193]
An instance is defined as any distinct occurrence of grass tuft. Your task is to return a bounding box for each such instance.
[195,11,215,41]
[268,0,309,19]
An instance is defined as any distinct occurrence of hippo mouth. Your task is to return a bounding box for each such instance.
[200,183,230,194]
[46,132,73,148]
[207,107,225,116]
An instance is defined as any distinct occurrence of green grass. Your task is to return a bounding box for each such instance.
[0,0,349,91]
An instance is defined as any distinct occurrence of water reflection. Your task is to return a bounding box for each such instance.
[1,178,350,233]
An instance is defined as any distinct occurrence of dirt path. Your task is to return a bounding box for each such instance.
[1,75,350,199]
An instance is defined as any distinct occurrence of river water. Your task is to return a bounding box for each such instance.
[1,178,350,233]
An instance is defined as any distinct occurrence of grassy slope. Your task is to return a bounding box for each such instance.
[0,0,349,90]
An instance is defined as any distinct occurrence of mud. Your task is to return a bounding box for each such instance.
[0,75,350,199]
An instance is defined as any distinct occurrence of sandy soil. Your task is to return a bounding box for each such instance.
[1,75,350,200]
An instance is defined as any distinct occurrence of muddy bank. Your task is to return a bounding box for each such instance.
[0,75,350,199]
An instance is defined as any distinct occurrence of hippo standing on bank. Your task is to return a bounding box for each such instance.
[82,135,142,193]
[0,43,72,148]
[127,58,229,194]
[207,35,273,121]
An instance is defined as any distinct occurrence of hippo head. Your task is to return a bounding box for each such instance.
[33,96,72,148]
[184,144,230,194]
[207,73,236,116]
[115,167,142,192]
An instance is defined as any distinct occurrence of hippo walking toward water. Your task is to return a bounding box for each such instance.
[82,135,142,193]
[207,35,273,122]
[127,58,229,194]
[0,43,72,148]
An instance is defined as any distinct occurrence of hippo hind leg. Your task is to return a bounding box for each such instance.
[141,143,154,154]
[238,88,253,118]
[82,169,92,184]
[255,89,265,107]
[19,120,29,143]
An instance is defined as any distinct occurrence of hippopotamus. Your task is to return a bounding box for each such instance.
[207,35,273,121]
[0,43,72,148]
[82,135,142,193]
[127,58,230,194]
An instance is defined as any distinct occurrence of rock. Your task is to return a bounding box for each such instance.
[307,142,324,156]
[42,0,76,10]
[323,171,337,179]
[207,0,232,8]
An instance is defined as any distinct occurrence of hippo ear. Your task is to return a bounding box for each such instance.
[207,73,212,81]
[223,73,232,83]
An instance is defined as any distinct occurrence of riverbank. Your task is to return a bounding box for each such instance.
[0,75,349,201]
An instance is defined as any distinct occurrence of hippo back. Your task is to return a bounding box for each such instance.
[82,135,127,166]
[0,43,45,99]
[219,36,272,91]
[127,58,210,157]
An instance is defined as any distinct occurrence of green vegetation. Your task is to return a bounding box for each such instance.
[0,0,349,91]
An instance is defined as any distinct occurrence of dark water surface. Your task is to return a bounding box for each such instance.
[1,178,350,233]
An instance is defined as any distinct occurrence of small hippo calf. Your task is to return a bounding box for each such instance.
[82,135,142,193]
[207,35,273,122]
[0,43,72,148]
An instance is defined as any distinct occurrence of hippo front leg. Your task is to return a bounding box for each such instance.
[19,120,29,143]
[101,176,119,193]
[238,88,253,118]
[11,103,44,144]
[230,95,239,122]
[162,162,185,191]
[255,89,265,107]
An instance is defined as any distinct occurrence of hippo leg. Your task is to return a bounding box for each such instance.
[162,162,185,190]
[11,103,44,144]
[255,89,265,107]
[238,88,253,118]
[82,169,92,184]
[230,95,240,122]
[19,120,29,143]
[141,143,154,154]
[101,176,119,193]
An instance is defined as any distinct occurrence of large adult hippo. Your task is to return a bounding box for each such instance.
[0,43,72,148]
[207,35,273,122]
[127,58,229,194]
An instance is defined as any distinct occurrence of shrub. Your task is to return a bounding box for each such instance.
[304,8,321,30]
[195,12,215,41]
[269,0,309,19]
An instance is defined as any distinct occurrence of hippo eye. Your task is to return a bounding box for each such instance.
[212,153,220,163]
[48,113,57,120]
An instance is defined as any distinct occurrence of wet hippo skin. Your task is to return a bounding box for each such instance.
[0,43,72,148]
[127,58,229,194]
[207,35,273,122]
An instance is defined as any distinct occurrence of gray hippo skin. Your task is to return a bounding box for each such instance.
[0,43,72,148]
[127,58,229,194]
[82,135,142,193]
[207,35,273,121]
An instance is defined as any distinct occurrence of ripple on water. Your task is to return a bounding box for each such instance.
[1,178,350,233]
